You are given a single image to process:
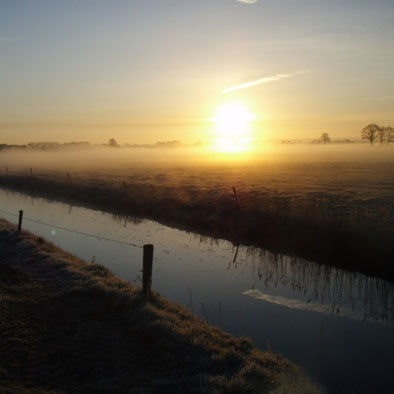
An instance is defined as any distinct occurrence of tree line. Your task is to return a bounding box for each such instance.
[361,124,394,145]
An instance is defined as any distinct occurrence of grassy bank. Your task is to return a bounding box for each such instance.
[0,169,393,281]
[0,219,321,394]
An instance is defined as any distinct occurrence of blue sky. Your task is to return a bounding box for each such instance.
[1,0,393,144]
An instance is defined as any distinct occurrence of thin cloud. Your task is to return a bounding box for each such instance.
[237,0,259,3]
[367,96,394,100]
[222,70,311,94]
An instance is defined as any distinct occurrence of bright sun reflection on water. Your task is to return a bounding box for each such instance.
[212,102,254,153]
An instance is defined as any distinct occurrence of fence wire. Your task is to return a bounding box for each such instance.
[0,208,142,248]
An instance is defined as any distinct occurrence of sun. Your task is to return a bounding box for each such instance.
[212,102,254,153]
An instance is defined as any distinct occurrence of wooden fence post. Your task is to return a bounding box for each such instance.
[142,244,154,301]
[30,168,33,176]
[232,186,240,207]
[5,167,8,175]
[18,210,23,233]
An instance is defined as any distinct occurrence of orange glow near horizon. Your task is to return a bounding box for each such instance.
[211,102,255,153]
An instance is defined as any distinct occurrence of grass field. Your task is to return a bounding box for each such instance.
[0,218,320,394]
[1,145,393,280]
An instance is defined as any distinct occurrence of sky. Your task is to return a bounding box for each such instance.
[1,0,394,145]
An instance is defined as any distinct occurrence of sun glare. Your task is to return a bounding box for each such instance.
[212,102,254,153]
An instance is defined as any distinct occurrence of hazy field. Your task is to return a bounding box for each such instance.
[1,144,394,279]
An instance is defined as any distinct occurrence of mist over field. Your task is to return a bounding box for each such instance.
[1,143,394,173]
[1,142,394,280]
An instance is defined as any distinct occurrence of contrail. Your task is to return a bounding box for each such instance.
[222,70,311,94]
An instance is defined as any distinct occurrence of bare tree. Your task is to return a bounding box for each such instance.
[361,124,380,145]
[377,127,387,145]
[320,133,330,144]
[384,126,394,144]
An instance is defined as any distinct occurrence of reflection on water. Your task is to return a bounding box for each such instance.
[0,188,393,394]
[233,249,394,326]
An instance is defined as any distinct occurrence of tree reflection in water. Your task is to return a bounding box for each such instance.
[233,246,394,326]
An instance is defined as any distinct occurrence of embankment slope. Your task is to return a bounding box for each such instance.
[0,219,321,394]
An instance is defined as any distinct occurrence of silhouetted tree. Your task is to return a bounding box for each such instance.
[108,138,118,147]
[320,133,330,144]
[27,142,60,150]
[361,124,380,145]
[384,126,394,144]
[377,127,387,145]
